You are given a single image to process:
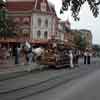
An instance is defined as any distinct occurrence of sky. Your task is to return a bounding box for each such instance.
[48,0,100,45]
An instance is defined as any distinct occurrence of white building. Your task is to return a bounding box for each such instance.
[7,0,57,43]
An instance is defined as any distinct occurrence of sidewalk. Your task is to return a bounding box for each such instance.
[0,55,39,75]
[0,63,44,75]
[0,57,99,75]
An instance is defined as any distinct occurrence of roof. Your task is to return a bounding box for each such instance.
[0,37,48,44]
[6,0,56,15]
[7,1,35,11]
[35,0,50,12]
[79,29,91,33]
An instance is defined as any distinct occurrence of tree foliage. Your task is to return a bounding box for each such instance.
[60,0,100,21]
[0,0,16,37]
[74,33,87,49]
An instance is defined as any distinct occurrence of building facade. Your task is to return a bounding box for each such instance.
[79,29,92,49]
[6,0,57,44]
[57,20,75,47]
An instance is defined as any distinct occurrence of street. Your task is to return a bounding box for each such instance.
[0,0,100,100]
[0,57,100,100]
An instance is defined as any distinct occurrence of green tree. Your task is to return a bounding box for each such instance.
[74,33,87,50]
[60,0,100,21]
[0,0,7,37]
[0,0,15,37]
[6,17,16,37]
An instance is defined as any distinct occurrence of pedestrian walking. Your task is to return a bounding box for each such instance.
[87,51,92,64]
[8,47,12,57]
[83,50,88,64]
[69,50,74,68]
[75,49,80,65]
[15,46,20,64]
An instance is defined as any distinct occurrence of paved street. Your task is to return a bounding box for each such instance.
[22,65,100,100]
[0,57,100,100]
[0,0,100,100]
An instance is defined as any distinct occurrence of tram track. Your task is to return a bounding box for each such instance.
[0,63,100,100]
[0,57,99,82]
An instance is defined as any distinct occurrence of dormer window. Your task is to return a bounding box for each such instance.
[14,17,20,23]
[41,0,47,12]
[23,17,30,24]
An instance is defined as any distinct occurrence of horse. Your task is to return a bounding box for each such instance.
[24,41,44,62]
[32,47,44,62]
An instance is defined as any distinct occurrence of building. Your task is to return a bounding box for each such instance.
[0,0,57,46]
[79,29,92,49]
[57,19,75,48]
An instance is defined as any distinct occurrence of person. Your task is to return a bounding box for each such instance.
[87,51,92,64]
[2,46,7,64]
[83,50,88,64]
[8,47,12,57]
[27,47,33,64]
[74,49,80,65]
[15,46,20,64]
[6,48,10,59]
[69,50,74,68]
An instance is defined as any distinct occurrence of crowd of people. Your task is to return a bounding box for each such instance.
[0,42,44,65]
[0,43,93,67]
[0,44,33,65]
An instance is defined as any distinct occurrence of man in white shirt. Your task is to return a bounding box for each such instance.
[84,50,88,64]
[69,50,74,68]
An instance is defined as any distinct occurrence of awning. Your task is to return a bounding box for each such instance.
[0,38,49,45]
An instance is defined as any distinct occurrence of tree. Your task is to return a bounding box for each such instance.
[0,0,16,37]
[0,0,7,37]
[60,0,100,21]
[74,32,87,50]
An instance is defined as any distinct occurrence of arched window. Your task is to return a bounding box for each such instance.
[41,1,47,12]
[37,30,41,39]
[44,31,48,39]
[14,17,20,23]
[38,18,42,27]
[23,17,29,24]
[45,19,48,27]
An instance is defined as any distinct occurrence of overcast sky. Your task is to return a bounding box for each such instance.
[48,0,100,45]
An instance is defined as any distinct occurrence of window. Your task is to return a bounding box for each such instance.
[14,17,20,23]
[37,30,41,39]
[44,31,48,39]
[41,1,47,12]
[38,18,42,27]
[23,17,30,24]
[45,19,48,27]
[22,28,29,35]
